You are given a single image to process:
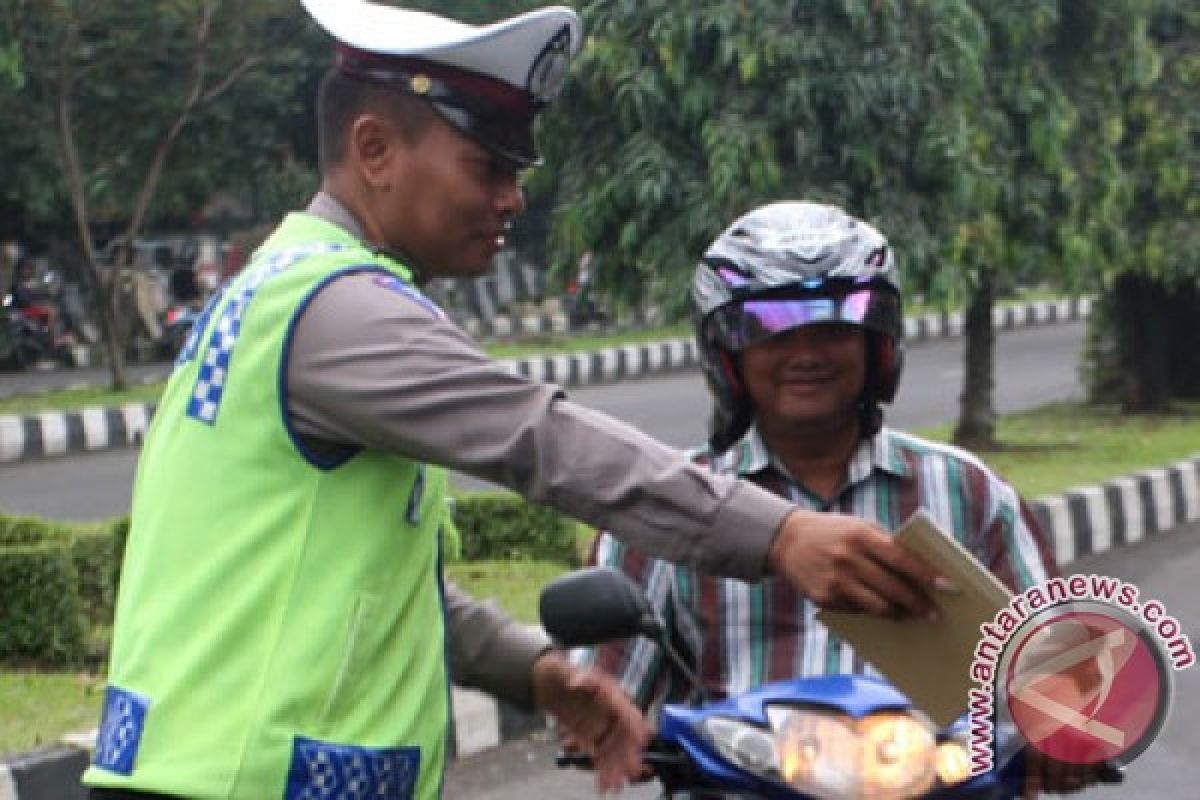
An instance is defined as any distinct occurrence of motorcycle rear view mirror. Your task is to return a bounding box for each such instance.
[540,566,709,703]
[540,567,663,646]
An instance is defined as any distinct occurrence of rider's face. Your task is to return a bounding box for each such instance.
[738,323,867,435]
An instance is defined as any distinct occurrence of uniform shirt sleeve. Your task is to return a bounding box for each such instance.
[285,272,794,579]
[444,581,550,709]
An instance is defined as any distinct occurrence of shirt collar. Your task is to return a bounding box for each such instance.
[306,191,366,240]
[718,424,912,486]
[305,191,426,283]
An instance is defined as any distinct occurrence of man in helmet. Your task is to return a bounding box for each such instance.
[85,3,946,796]
[582,203,1099,796]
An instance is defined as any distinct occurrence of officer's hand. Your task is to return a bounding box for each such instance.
[1022,750,1120,797]
[530,650,650,792]
[768,510,947,619]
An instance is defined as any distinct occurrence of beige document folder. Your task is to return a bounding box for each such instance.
[816,510,1013,727]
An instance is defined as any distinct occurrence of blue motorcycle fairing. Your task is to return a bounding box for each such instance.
[657,675,914,798]
[655,674,1023,799]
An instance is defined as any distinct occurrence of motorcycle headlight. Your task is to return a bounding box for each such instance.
[700,707,938,800]
[935,736,973,787]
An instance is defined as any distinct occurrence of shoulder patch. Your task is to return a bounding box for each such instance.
[372,274,446,320]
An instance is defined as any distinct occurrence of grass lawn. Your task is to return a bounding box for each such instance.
[445,560,574,625]
[0,382,166,417]
[0,671,106,754]
[2,399,1196,756]
[915,401,1200,499]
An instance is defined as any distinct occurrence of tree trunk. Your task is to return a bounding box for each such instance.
[953,273,998,450]
[1167,282,1200,400]
[1111,272,1171,412]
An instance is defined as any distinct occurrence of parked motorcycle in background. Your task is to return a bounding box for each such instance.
[161,266,205,360]
[0,290,78,370]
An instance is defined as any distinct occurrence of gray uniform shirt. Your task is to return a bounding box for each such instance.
[284,193,795,706]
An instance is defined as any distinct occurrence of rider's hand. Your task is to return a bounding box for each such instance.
[530,649,650,792]
[1022,750,1116,797]
[768,510,948,619]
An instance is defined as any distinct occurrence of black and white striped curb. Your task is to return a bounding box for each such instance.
[0,405,153,464]
[3,450,1197,799]
[1031,455,1200,565]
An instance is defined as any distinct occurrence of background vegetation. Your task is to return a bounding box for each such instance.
[1,1,1196,440]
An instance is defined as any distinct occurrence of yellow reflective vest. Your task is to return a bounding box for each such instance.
[85,213,450,799]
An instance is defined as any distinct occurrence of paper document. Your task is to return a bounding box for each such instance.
[816,510,1013,727]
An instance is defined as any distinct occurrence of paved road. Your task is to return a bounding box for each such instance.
[0,322,1086,519]
[442,519,1200,799]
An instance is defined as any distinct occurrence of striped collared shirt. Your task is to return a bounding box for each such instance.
[578,426,1058,709]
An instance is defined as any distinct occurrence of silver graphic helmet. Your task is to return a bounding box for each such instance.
[691,202,905,452]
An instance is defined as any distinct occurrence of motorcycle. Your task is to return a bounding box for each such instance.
[0,292,76,370]
[540,567,1114,800]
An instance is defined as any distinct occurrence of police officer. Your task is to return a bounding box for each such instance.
[85,2,943,798]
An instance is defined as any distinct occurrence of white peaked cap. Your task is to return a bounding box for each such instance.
[301,0,582,99]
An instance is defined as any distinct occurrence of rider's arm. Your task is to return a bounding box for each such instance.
[970,479,1059,593]
[285,272,795,581]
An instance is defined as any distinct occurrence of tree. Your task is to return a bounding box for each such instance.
[539,0,991,319]
[1074,1,1200,411]
[948,1,1088,449]
[4,0,310,388]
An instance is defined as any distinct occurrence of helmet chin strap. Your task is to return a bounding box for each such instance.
[858,397,884,438]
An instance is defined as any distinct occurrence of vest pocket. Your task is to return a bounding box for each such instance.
[319,592,380,728]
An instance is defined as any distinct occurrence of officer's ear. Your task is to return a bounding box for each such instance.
[349,112,400,190]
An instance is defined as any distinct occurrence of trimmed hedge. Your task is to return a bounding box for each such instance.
[0,542,88,666]
[0,491,575,667]
[450,491,580,565]
[0,513,126,668]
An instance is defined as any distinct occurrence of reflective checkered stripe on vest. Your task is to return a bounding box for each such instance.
[84,213,451,800]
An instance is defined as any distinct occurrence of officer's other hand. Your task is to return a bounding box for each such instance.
[768,510,947,619]
[530,650,650,792]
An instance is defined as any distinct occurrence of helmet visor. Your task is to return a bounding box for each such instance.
[704,287,900,352]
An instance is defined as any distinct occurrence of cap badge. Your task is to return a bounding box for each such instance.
[527,25,573,105]
[410,74,433,95]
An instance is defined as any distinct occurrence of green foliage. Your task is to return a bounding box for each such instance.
[70,527,117,626]
[1083,278,1200,410]
[109,515,131,604]
[450,492,580,565]
[540,0,1196,432]
[0,543,88,668]
[541,0,1003,313]
[0,513,126,667]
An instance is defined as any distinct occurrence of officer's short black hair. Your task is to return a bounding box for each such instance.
[316,68,436,173]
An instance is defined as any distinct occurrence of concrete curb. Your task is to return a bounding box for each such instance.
[0,747,89,800]
[0,298,1092,465]
[2,457,1196,798]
